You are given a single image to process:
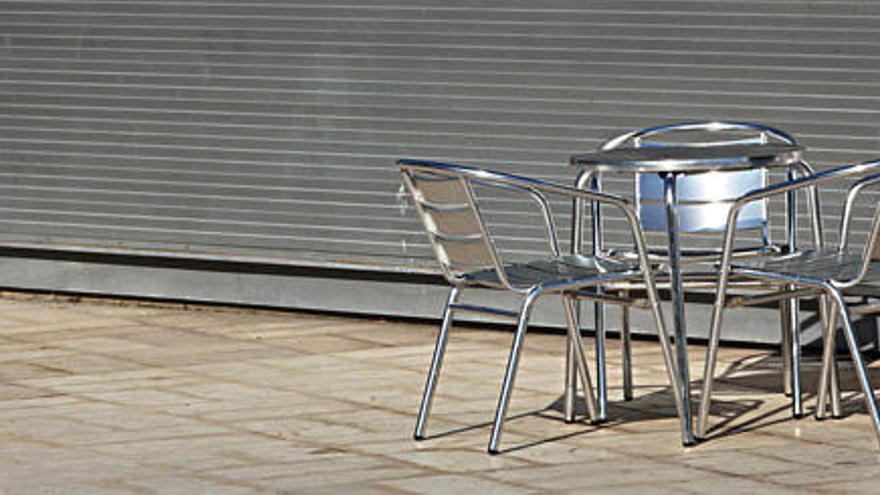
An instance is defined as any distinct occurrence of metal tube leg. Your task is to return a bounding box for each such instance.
[621,295,633,401]
[827,297,842,418]
[568,170,592,424]
[563,295,599,420]
[828,289,880,448]
[564,333,577,423]
[636,247,685,439]
[780,300,793,397]
[644,279,686,434]
[414,286,461,440]
[817,297,837,419]
[783,165,803,417]
[697,266,730,439]
[830,338,843,418]
[788,295,804,418]
[697,300,725,438]
[590,174,608,421]
[488,290,540,454]
[663,173,695,446]
[817,296,843,419]
[595,301,608,420]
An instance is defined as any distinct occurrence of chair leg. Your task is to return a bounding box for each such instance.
[488,289,540,454]
[697,276,730,439]
[595,300,608,421]
[826,296,842,418]
[827,288,880,448]
[564,334,577,423]
[563,300,579,423]
[816,295,843,419]
[641,276,685,438]
[637,279,687,445]
[562,295,599,421]
[780,300,793,397]
[830,342,843,418]
[787,295,804,418]
[414,286,460,440]
[621,296,633,401]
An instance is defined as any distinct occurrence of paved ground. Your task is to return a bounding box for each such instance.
[2,292,880,493]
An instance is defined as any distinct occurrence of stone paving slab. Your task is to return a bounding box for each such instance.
[2,292,880,493]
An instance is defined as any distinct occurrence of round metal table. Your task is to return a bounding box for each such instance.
[570,142,804,446]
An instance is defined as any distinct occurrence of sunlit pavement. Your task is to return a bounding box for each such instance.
[2,292,880,494]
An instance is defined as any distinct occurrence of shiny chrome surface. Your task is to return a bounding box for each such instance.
[664,172,696,445]
[785,165,804,418]
[488,288,539,454]
[571,142,803,174]
[399,158,681,453]
[698,159,880,445]
[591,173,609,420]
[637,169,766,233]
[601,120,799,150]
[414,286,459,440]
[639,169,763,201]
[563,294,600,422]
[571,121,804,447]
[817,295,843,419]
[565,169,594,424]
[621,289,633,401]
[732,249,880,283]
[637,198,767,233]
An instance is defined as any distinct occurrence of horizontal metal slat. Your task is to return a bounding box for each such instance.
[2,0,880,276]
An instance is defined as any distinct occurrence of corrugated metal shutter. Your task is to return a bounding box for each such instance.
[2,1,880,282]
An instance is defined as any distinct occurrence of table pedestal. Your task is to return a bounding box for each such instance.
[662,172,695,446]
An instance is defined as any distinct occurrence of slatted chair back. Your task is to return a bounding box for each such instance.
[401,165,502,284]
[838,170,880,269]
[602,121,797,239]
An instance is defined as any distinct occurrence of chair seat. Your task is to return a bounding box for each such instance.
[463,254,638,289]
[731,249,880,285]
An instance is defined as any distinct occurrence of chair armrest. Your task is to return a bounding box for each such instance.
[398,159,633,209]
[714,159,880,295]
[734,160,880,206]
[840,172,880,251]
[397,159,653,284]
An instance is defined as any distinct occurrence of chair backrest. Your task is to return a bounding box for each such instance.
[400,161,509,286]
[840,170,880,264]
[602,121,796,238]
[869,227,880,262]
[859,185,880,263]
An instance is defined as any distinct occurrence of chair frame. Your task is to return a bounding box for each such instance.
[572,121,824,422]
[698,159,880,444]
[399,159,684,453]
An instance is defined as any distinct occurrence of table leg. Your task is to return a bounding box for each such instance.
[785,165,804,418]
[663,172,696,446]
[591,174,608,421]
[564,336,576,422]
[787,297,803,418]
[564,170,593,423]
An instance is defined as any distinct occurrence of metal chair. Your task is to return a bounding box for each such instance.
[399,159,683,454]
[574,121,822,420]
[698,159,880,444]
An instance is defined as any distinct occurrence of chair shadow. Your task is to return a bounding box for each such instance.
[700,347,880,440]
[420,347,880,453]
[420,365,772,453]
[420,388,702,454]
[418,404,607,455]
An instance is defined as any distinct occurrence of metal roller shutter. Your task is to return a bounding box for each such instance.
[1,1,880,339]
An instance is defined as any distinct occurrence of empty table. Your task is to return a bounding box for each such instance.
[570,142,804,445]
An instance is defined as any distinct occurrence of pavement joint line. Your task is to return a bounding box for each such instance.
[4,294,880,492]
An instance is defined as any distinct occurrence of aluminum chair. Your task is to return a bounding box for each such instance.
[575,121,822,419]
[698,159,880,444]
[399,159,683,454]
